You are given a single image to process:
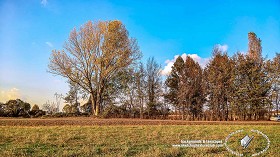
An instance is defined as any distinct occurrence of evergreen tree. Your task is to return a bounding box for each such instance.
[231,33,271,120]
[165,56,185,118]
[204,47,233,121]
[184,56,204,120]
[166,56,204,120]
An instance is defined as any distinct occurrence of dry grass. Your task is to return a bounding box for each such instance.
[0,117,279,126]
[0,124,279,156]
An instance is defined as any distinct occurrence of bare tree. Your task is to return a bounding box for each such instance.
[42,100,57,115]
[135,62,146,118]
[146,57,162,118]
[48,20,141,116]
[54,93,63,112]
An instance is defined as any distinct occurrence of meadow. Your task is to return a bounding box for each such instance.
[0,118,279,157]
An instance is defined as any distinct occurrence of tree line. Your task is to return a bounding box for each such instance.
[2,20,274,120]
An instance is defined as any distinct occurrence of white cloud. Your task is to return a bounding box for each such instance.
[45,41,53,48]
[161,53,209,76]
[216,44,228,52]
[0,88,21,102]
[41,0,48,6]
[161,60,176,76]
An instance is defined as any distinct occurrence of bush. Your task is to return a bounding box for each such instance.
[52,112,66,117]
[29,110,46,118]
[102,105,141,118]
[102,105,120,118]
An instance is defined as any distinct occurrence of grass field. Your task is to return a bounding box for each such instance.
[0,118,279,156]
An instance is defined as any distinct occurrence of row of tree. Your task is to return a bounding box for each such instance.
[166,32,279,120]
[48,20,279,120]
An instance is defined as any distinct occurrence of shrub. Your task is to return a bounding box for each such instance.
[31,104,40,111]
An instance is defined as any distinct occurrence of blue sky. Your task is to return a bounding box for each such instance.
[0,0,280,106]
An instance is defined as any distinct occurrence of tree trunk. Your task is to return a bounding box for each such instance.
[94,82,105,116]
[95,91,101,116]
[276,94,279,115]
[95,102,100,116]
[90,92,96,115]
[182,105,185,120]
[140,97,144,119]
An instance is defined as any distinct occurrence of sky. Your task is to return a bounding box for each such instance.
[0,0,280,107]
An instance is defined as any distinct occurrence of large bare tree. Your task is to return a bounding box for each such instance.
[48,20,141,116]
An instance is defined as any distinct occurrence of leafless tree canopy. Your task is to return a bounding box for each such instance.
[48,20,141,115]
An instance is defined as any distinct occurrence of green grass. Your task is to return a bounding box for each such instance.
[0,125,279,156]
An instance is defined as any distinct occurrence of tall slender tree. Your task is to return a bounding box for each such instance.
[135,63,146,118]
[146,57,162,118]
